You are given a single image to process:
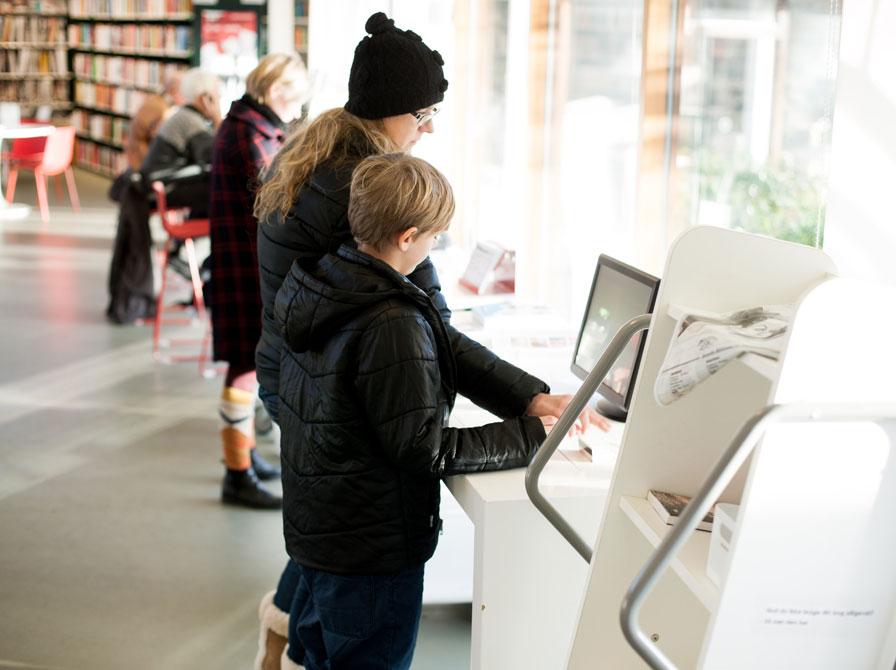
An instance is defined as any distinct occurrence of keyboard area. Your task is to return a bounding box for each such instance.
[578,418,625,455]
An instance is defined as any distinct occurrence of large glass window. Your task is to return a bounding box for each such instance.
[547,0,644,311]
[308,0,840,310]
[671,0,841,247]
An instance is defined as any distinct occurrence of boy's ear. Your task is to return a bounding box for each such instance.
[396,227,419,251]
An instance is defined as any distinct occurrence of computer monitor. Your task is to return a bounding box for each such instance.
[571,255,660,422]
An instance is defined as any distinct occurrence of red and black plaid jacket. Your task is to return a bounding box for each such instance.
[208,95,285,368]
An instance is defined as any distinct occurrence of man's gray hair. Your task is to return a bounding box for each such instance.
[179,68,221,104]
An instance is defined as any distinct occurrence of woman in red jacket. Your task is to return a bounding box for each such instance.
[207,52,309,509]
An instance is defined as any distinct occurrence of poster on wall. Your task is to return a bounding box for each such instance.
[199,10,260,112]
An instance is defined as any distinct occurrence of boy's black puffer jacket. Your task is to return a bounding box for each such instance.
[256,158,549,424]
[275,246,546,575]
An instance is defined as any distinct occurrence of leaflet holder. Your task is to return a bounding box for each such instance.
[459,241,516,294]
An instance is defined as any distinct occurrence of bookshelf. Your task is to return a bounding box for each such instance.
[67,0,193,176]
[294,0,308,62]
[0,0,71,117]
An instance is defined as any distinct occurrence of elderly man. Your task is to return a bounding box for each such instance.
[141,68,222,217]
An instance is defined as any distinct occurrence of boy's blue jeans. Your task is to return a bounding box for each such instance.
[291,561,425,670]
[273,560,306,664]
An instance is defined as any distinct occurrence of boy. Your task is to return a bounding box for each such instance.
[274,153,550,669]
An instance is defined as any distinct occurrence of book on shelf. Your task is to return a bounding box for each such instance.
[72,108,126,146]
[647,489,714,532]
[75,79,154,115]
[1,0,67,12]
[76,138,127,175]
[69,0,191,17]
[0,77,68,103]
[68,23,192,54]
[0,15,67,43]
[73,53,186,88]
[7,46,68,75]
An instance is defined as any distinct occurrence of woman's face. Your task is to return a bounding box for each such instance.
[382,105,437,152]
[267,64,309,123]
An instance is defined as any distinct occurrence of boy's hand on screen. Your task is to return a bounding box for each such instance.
[539,415,557,433]
[526,393,611,435]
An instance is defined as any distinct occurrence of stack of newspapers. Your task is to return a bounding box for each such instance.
[655,304,792,405]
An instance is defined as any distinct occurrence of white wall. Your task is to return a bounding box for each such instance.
[305,2,457,204]
[266,0,294,54]
[823,0,896,285]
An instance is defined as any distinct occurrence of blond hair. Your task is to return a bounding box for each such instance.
[246,52,306,103]
[348,154,454,251]
[254,108,396,223]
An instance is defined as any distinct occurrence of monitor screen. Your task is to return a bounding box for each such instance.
[571,255,660,421]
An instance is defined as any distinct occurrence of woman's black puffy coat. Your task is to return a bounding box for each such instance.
[275,246,546,574]
[256,158,549,424]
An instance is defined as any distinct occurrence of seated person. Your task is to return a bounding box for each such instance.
[124,70,185,172]
[106,69,221,324]
[140,68,222,218]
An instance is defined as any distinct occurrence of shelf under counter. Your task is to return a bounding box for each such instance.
[619,495,720,612]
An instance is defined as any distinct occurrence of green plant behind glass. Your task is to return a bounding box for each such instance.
[726,164,825,248]
[690,148,826,248]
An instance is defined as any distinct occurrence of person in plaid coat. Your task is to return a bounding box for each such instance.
[208,52,309,510]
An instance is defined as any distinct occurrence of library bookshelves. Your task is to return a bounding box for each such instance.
[67,0,192,176]
[0,0,72,118]
[294,0,308,62]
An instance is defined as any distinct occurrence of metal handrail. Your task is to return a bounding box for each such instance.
[619,402,896,670]
[524,313,652,563]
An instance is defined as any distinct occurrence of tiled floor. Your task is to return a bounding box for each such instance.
[0,169,470,669]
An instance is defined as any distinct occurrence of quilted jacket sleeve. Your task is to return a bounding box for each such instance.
[354,310,546,477]
[408,258,550,418]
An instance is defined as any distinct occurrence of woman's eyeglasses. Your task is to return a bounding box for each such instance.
[411,107,440,127]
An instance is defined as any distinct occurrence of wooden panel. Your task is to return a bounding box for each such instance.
[633,0,685,275]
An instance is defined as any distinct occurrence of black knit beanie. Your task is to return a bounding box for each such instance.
[344,12,449,120]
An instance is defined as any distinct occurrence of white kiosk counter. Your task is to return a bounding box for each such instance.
[444,432,616,670]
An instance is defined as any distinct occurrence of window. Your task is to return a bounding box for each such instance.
[670,0,841,248]
[447,0,645,313]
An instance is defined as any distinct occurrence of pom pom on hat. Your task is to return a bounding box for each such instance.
[365,12,394,35]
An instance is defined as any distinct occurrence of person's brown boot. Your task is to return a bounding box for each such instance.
[254,590,289,670]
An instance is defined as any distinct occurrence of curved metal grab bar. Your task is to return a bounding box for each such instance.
[619,402,896,670]
[524,313,652,563]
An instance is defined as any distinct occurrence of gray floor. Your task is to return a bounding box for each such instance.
[0,169,470,669]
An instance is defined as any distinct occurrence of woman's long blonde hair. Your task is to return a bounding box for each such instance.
[254,107,396,223]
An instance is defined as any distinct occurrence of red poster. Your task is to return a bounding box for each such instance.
[199,10,259,111]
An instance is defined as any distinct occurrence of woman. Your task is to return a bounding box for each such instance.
[207,52,309,510]
[253,13,604,669]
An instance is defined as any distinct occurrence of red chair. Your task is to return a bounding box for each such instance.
[5,126,80,223]
[2,120,47,162]
[150,180,214,375]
